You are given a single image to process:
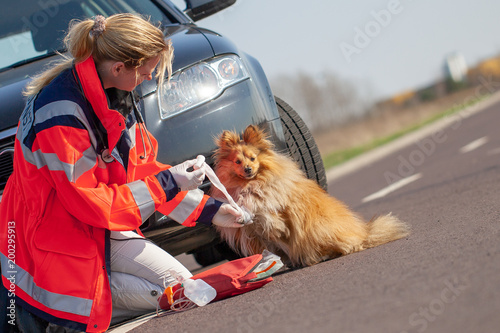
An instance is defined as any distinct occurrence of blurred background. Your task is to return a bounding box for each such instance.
[173,0,500,158]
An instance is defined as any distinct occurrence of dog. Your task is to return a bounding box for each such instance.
[210,125,410,267]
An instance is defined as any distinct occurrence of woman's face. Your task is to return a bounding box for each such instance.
[101,55,161,91]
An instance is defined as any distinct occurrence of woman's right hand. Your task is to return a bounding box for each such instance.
[168,158,206,191]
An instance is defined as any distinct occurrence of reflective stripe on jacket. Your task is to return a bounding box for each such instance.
[0,57,219,332]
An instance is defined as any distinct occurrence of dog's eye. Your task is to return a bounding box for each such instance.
[235,160,241,165]
[250,157,255,162]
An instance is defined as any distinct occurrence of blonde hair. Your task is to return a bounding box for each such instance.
[24,13,173,96]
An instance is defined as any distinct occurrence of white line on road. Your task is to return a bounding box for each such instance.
[487,147,500,155]
[459,136,489,153]
[361,173,423,203]
[108,313,157,333]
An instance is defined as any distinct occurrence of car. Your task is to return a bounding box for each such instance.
[0,0,327,266]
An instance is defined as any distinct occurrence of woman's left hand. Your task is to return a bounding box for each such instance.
[212,204,245,228]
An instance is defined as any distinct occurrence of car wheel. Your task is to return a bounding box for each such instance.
[192,246,225,267]
[275,96,328,191]
[192,242,241,267]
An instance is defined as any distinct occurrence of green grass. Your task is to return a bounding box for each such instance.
[322,93,490,170]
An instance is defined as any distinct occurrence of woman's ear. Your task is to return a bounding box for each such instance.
[110,61,126,77]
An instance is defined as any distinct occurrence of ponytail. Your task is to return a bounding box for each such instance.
[24,13,173,96]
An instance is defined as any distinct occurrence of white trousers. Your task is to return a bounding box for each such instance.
[109,231,193,324]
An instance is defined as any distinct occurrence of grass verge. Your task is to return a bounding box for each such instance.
[322,93,490,170]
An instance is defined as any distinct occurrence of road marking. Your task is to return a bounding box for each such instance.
[108,313,157,333]
[362,173,422,203]
[459,136,488,153]
[487,147,500,155]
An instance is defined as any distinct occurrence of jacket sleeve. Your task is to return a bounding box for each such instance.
[27,99,219,230]
[155,172,222,227]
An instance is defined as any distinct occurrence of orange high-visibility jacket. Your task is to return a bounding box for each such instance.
[0,57,220,332]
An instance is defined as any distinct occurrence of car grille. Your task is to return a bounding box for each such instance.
[0,135,15,194]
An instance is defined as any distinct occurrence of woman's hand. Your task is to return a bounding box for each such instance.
[168,158,206,191]
[212,204,245,228]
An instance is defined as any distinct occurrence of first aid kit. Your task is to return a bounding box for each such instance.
[157,250,283,314]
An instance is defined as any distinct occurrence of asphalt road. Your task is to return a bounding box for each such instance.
[117,95,499,333]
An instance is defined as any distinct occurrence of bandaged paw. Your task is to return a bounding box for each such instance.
[236,206,254,225]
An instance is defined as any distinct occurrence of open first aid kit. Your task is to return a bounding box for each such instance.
[158,250,283,313]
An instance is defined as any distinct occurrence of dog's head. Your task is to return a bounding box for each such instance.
[214,125,274,180]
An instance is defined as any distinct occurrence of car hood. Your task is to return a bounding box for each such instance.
[0,24,215,131]
[0,60,42,131]
[140,24,216,96]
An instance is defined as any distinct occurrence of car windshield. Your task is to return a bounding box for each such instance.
[0,0,175,71]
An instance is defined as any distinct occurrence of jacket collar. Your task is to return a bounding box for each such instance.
[74,56,125,152]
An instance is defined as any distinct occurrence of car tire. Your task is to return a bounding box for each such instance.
[192,246,225,268]
[192,241,241,267]
[275,96,328,191]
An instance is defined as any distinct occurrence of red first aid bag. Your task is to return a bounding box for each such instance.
[191,253,274,301]
[158,251,282,311]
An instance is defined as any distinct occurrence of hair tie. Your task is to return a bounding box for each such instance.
[90,15,106,38]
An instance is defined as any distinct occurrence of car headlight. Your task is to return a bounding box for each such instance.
[159,54,250,119]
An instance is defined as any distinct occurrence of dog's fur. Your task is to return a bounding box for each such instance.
[211,125,410,267]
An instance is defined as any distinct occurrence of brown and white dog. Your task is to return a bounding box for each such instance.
[211,125,410,267]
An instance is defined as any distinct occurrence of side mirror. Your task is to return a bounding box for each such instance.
[184,0,236,21]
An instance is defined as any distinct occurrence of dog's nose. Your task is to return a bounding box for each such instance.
[244,166,252,174]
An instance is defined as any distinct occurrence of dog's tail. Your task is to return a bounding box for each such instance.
[363,213,410,248]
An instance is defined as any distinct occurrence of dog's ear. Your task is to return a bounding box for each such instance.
[243,125,272,150]
[216,130,240,150]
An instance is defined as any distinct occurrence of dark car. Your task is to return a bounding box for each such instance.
[0,0,326,265]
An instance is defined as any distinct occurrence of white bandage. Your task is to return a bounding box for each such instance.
[194,155,253,225]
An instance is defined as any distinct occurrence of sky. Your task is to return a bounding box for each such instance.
[173,0,500,101]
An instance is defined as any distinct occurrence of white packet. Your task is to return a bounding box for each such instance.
[249,250,284,281]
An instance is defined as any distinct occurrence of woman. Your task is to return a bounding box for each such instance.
[0,14,243,332]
